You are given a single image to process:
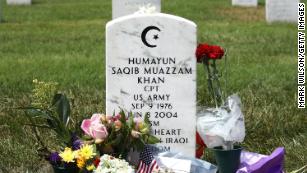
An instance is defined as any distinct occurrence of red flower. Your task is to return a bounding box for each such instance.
[195,44,224,62]
[196,132,206,158]
[208,45,224,59]
[93,157,100,167]
[196,44,211,62]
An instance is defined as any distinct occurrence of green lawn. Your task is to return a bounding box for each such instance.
[0,0,306,172]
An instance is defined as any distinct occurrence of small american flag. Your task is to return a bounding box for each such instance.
[137,145,159,173]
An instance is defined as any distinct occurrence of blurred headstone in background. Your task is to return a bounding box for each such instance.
[6,0,31,5]
[112,0,161,19]
[266,0,299,23]
[232,0,257,7]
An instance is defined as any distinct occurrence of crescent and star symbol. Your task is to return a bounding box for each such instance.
[141,26,161,48]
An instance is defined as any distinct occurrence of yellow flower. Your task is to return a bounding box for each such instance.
[76,157,86,169]
[79,144,96,160]
[86,164,95,171]
[73,150,80,158]
[59,148,75,163]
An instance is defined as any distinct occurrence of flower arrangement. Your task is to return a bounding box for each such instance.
[196,43,225,107]
[196,43,245,173]
[81,112,160,158]
[195,44,226,159]
[196,43,246,149]
[50,144,100,172]
[20,80,159,173]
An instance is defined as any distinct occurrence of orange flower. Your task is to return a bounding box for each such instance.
[76,157,86,168]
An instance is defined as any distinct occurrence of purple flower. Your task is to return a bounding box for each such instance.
[49,152,61,164]
[72,139,83,150]
[71,133,83,150]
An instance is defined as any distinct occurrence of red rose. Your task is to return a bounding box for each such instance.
[196,44,211,63]
[93,157,100,167]
[208,45,224,59]
[196,132,206,158]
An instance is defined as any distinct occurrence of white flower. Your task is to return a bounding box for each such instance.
[134,3,157,15]
[94,154,134,173]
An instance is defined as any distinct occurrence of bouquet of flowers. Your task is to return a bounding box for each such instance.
[195,43,245,173]
[81,112,160,158]
[49,144,100,173]
[20,80,159,173]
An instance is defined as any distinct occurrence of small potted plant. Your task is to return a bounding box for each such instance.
[196,44,246,173]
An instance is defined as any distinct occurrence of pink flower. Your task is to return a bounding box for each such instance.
[81,114,108,141]
[106,114,121,123]
[133,117,143,130]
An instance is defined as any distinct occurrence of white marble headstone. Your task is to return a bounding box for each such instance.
[7,0,31,5]
[106,13,197,157]
[266,0,299,23]
[232,0,257,7]
[112,0,161,19]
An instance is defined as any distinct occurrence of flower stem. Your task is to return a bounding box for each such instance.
[203,59,218,107]
[212,60,223,105]
[224,49,228,101]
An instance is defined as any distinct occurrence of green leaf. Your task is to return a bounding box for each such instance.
[19,107,53,119]
[46,118,57,129]
[119,110,126,123]
[134,139,145,151]
[145,135,160,144]
[128,113,134,129]
[110,134,123,146]
[52,94,70,126]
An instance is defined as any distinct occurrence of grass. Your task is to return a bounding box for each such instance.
[0,0,306,172]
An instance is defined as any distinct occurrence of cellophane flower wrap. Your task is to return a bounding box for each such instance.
[197,94,245,149]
